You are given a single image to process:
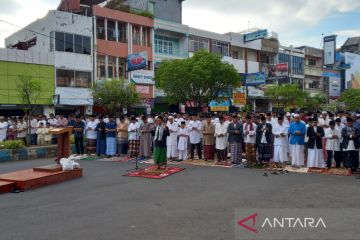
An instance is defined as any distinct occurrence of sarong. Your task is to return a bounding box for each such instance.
[117,137,128,155]
[230,142,242,164]
[106,137,116,156]
[128,140,140,157]
[204,145,215,160]
[257,143,271,162]
[245,143,256,164]
[87,139,96,154]
[154,147,167,166]
[96,138,106,155]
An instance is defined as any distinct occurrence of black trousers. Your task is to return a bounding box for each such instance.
[217,149,226,162]
[191,143,202,159]
[75,136,84,154]
[326,150,342,168]
[343,151,359,171]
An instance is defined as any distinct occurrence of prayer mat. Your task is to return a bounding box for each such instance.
[178,159,234,168]
[124,166,185,179]
[98,156,134,163]
[326,168,352,176]
[80,156,101,161]
[308,168,328,174]
[284,166,309,173]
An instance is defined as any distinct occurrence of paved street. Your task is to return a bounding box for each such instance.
[0,159,359,240]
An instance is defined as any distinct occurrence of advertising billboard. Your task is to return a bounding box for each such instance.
[209,99,231,112]
[244,29,268,43]
[345,52,360,89]
[323,35,337,65]
[243,72,266,86]
[233,87,246,106]
[275,63,289,78]
[127,52,147,71]
[323,69,341,98]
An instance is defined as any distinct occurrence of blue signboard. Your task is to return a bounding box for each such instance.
[127,52,147,71]
[244,29,268,43]
[243,72,266,86]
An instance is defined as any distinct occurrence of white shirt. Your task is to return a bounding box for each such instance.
[30,119,38,134]
[37,120,47,127]
[188,120,203,144]
[86,121,98,139]
[178,128,189,151]
[128,122,140,140]
[318,117,330,127]
[166,121,178,146]
[0,121,8,141]
[243,122,257,144]
[272,123,289,146]
[48,118,58,127]
[325,128,341,151]
[215,123,228,150]
[175,118,184,126]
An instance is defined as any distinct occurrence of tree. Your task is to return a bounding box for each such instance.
[302,93,327,111]
[265,84,306,110]
[16,75,42,146]
[92,78,141,115]
[339,88,360,111]
[155,50,241,111]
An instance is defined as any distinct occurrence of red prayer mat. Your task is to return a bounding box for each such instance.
[98,156,135,162]
[124,166,185,179]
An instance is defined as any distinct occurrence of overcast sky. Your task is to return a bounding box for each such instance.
[0,0,359,48]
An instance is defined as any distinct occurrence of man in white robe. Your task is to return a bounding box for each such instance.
[0,116,8,142]
[177,121,189,161]
[188,114,203,160]
[307,118,325,168]
[166,116,178,159]
[272,116,289,164]
[215,116,228,162]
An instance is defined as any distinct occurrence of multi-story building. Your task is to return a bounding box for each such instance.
[296,46,325,96]
[341,36,360,55]
[5,10,94,115]
[276,45,305,89]
[0,48,54,116]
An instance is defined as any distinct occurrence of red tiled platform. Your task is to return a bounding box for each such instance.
[0,168,82,191]
[0,181,15,194]
[33,164,63,172]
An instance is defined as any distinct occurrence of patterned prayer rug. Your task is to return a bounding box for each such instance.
[171,159,235,168]
[124,166,185,179]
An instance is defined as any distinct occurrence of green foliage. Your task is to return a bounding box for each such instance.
[0,140,25,149]
[105,0,154,18]
[302,93,327,111]
[265,84,306,110]
[16,75,42,106]
[155,50,241,110]
[92,78,141,115]
[339,88,360,111]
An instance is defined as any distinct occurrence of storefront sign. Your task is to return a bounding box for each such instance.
[275,63,289,77]
[233,87,246,106]
[243,72,266,86]
[209,99,230,112]
[248,86,264,97]
[244,29,268,43]
[136,85,150,94]
[127,52,147,71]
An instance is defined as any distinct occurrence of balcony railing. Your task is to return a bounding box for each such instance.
[305,65,323,77]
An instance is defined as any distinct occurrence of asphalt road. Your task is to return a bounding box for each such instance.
[0,159,359,240]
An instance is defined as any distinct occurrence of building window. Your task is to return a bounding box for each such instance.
[132,25,141,45]
[107,20,116,41]
[54,31,91,55]
[118,22,127,43]
[155,35,180,56]
[56,69,91,88]
[189,36,210,52]
[309,80,320,89]
[292,56,304,75]
[97,18,105,40]
[308,58,316,66]
[55,32,65,52]
[148,1,155,14]
[97,55,106,80]
[211,41,229,57]
[75,71,92,88]
[56,69,75,87]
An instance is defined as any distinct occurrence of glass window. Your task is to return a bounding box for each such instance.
[97,55,106,79]
[132,25,141,45]
[118,22,127,43]
[211,41,229,57]
[83,36,91,55]
[55,32,64,52]
[64,33,74,53]
[50,31,55,51]
[308,58,316,66]
[97,18,105,40]
[148,2,155,14]
[75,71,91,88]
[189,36,209,52]
[56,69,75,87]
[107,20,116,41]
[74,34,83,54]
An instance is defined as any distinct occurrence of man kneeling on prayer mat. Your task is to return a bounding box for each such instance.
[152,116,170,169]
[307,117,325,168]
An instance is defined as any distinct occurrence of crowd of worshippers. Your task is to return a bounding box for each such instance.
[1,111,360,172]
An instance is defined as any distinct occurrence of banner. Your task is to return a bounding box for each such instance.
[244,72,266,86]
[127,52,147,71]
[275,63,288,77]
[233,87,246,106]
[247,86,264,97]
[244,29,268,43]
[324,35,336,66]
[209,99,230,112]
[345,52,360,89]
[324,70,341,98]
